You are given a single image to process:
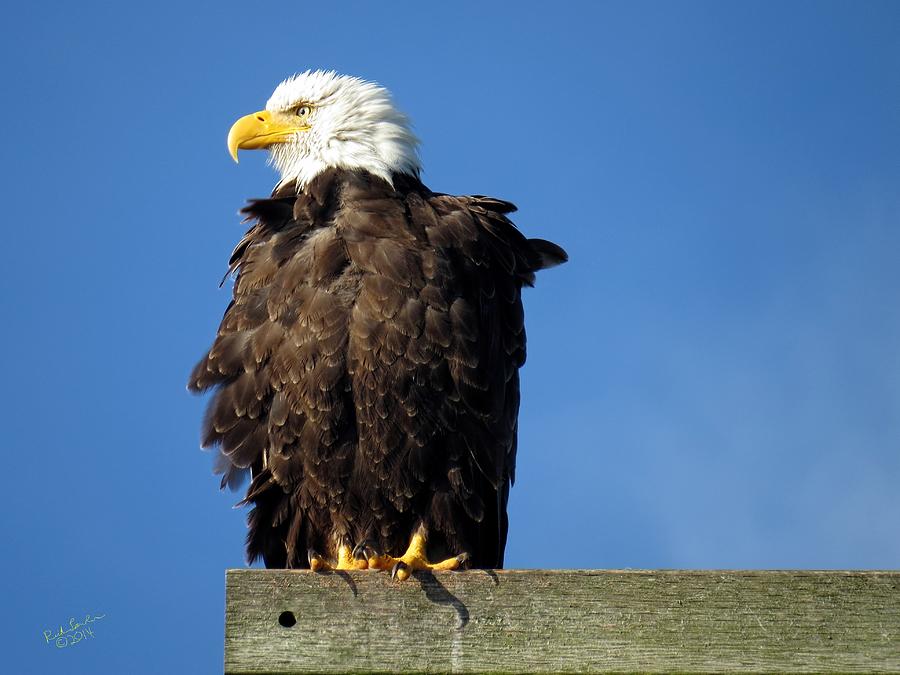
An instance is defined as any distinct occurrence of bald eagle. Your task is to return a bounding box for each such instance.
[189,71,566,577]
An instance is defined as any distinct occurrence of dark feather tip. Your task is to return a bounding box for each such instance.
[529,238,568,269]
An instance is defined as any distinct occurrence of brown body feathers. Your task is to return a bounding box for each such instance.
[189,169,566,568]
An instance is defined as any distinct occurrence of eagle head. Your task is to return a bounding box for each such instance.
[227,70,421,189]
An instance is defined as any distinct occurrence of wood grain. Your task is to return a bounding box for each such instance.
[225,569,900,674]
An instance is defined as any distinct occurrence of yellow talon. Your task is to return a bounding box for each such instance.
[308,544,369,571]
[337,544,369,570]
[367,527,468,581]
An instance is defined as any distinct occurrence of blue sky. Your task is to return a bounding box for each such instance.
[2,1,898,673]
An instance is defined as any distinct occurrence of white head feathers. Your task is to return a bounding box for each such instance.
[264,70,421,189]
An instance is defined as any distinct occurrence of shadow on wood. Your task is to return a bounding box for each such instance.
[225,569,900,674]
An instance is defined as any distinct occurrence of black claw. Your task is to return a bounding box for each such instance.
[352,540,376,562]
[390,561,408,580]
[307,548,322,569]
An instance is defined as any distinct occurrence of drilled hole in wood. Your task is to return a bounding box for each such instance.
[278,611,296,628]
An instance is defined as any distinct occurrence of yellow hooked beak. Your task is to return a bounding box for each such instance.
[226,110,310,162]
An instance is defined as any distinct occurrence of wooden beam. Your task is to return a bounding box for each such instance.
[225,569,900,674]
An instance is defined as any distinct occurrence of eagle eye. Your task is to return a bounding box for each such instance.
[295,105,312,119]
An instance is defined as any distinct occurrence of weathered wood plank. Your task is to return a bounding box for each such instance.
[225,569,900,674]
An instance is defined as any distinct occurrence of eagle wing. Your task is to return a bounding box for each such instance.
[189,174,358,567]
[403,190,565,566]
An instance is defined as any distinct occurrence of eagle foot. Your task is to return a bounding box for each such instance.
[366,530,469,581]
[307,544,369,572]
